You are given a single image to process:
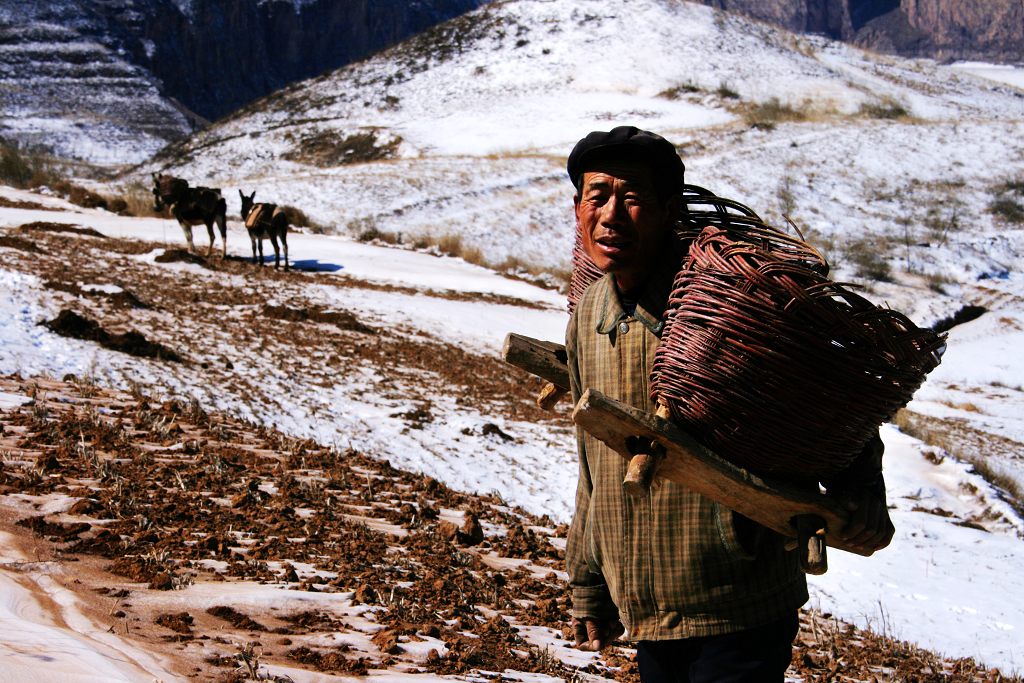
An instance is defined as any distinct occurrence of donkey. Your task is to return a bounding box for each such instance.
[239,190,290,270]
[152,173,228,257]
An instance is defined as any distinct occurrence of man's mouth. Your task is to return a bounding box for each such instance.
[594,235,633,254]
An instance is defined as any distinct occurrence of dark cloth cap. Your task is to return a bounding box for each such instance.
[567,126,685,192]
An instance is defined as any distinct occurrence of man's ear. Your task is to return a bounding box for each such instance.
[664,193,681,221]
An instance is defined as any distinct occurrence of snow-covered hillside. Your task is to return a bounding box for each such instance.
[3,0,1024,678]
[0,2,193,164]
[135,0,1024,277]
[1,188,1023,676]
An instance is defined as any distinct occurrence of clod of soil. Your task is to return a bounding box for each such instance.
[154,248,207,265]
[44,280,150,309]
[43,309,181,361]
[262,304,377,334]
[207,605,267,632]
[18,221,105,238]
[155,612,194,636]
[0,234,43,252]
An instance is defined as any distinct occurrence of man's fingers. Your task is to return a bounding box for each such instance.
[838,493,895,553]
[572,618,624,652]
[573,619,590,647]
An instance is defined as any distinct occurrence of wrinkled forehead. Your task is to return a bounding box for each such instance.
[578,160,658,192]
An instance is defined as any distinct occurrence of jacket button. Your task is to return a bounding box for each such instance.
[618,321,629,335]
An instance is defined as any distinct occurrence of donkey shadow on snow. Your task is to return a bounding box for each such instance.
[152,173,227,257]
[239,190,290,270]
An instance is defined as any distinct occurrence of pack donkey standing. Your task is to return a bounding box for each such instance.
[152,173,228,257]
[239,190,290,269]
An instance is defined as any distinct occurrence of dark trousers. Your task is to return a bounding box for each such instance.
[636,612,799,683]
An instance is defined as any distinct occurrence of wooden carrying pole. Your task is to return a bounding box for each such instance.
[573,389,849,573]
[501,334,834,573]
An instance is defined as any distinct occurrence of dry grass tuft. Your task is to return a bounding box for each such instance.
[859,97,910,120]
[283,129,401,168]
[741,98,806,130]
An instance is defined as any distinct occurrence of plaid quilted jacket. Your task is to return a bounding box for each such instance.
[565,267,810,641]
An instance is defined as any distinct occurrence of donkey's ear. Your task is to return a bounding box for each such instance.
[239,189,244,199]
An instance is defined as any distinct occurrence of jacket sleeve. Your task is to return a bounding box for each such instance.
[564,309,618,621]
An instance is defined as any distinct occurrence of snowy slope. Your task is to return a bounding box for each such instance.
[132,0,1024,278]
[2,193,1023,675]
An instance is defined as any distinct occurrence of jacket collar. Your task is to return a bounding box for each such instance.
[594,257,677,338]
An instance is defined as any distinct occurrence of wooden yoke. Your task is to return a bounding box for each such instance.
[501,334,835,573]
[571,389,859,573]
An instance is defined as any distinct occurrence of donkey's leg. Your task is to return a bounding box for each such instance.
[280,228,289,270]
[204,221,216,257]
[217,212,227,258]
[268,232,281,269]
[180,221,196,253]
[257,235,265,267]
[249,231,259,264]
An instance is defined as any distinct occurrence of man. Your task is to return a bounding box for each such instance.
[563,126,894,682]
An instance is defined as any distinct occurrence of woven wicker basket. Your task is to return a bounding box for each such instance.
[651,215,945,481]
[570,184,945,480]
[568,221,605,314]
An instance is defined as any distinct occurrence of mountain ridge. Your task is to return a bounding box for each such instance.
[700,0,1024,64]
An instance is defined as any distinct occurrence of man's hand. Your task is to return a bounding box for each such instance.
[572,616,624,652]
[835,488,895,554]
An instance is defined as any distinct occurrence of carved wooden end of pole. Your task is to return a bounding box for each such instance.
[795,515,828,575]
[501,333,570,412]
[622,402,672,497]
[536,382,567,410]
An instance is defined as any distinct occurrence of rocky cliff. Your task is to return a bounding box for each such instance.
[0,0,487,164]
[0,0,193,164]
[112,0,489,122]
[702,0,1024,64]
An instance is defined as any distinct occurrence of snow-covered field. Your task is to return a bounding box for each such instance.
[2,190,1023,677]
[2,0,1024,678]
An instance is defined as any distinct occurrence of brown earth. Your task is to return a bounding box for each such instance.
[0,377,1014,681]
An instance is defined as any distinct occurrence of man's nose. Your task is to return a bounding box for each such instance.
[599,194,626,224]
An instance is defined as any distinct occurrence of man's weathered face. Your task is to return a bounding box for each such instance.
[574,161,674,293]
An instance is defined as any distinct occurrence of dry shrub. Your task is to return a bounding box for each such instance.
[279,204,328,232]
[844,236,892,281]
[117,183,164,217]
[283,129,401,167]
[859,97,910,119]
[716,82,741,99]
[742,98,806,130]
[0,138,38,186]
[988,179,1024,223]
[353,219,398,244]
[658,82,702,100]
[47,179,108,210]
[990,197,1024,224]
